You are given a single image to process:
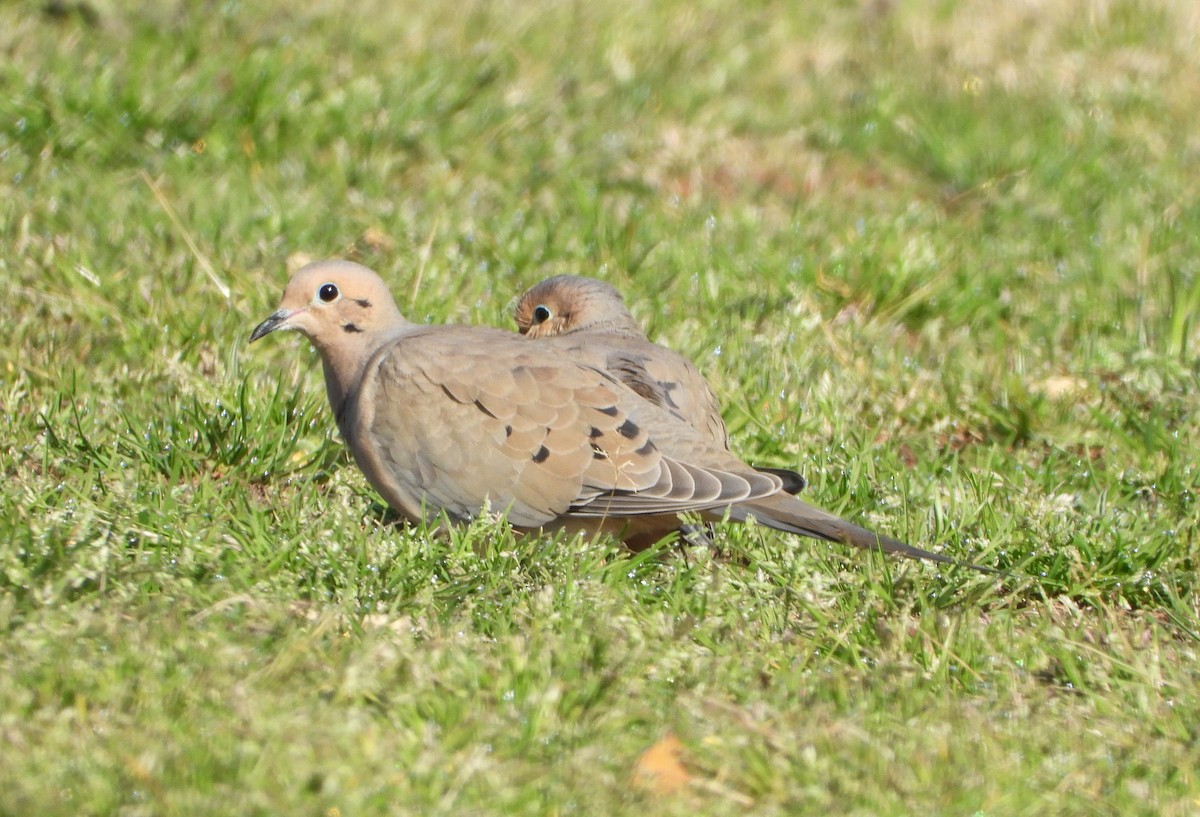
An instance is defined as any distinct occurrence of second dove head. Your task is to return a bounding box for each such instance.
[513,275,641,338]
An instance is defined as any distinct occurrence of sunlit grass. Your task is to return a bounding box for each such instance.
[1,0,1199,813]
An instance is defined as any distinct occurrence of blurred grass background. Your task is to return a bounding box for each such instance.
[1,0,1199,813]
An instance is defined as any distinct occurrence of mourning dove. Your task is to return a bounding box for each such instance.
[250,260,995,572]
[514,275,807,495]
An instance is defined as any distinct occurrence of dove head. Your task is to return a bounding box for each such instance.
[250,260,407,349]
[251,260,409,417]
[513,275,643,339]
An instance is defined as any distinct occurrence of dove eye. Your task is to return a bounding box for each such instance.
[532,305,552,324]
[318,283,340,303]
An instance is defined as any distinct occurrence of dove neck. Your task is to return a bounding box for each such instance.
[315,332,389,424]
[321,355,357,424]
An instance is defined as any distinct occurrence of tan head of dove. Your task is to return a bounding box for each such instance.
[249,260,405,349]
[514,275,642,338]
[250,260,408,414]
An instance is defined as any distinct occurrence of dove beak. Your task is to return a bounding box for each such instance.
[250,308,300,343]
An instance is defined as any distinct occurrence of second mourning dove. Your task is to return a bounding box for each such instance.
[250,260,995,572]
[513,275,807,495]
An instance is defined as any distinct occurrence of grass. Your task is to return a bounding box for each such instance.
[2,0,1200,813]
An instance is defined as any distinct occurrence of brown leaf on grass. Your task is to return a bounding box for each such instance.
[633,733,691,795]
[937,424,984,452]
[287,252,315,274]
[359,227,396,252]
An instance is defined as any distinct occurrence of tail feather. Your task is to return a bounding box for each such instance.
[727,494,1000,575]
[753,466,807,495]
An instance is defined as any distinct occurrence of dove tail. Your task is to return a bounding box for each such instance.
[728,494,1000,575]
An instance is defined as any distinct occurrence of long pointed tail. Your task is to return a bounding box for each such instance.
[726,493,1000,575]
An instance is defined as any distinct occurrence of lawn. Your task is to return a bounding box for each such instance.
[2,0,1199,813]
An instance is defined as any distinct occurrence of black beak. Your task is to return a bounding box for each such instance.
[249,309,294,343]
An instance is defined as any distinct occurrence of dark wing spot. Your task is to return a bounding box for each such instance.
[531,445,550,464]
[625,378,661,403]
[591,444,608,460]
[660,382,681,409]
[473,399,497,419]
[342,323,363,334]
[504,425,513,437]
[616,419,640,439]
[635,440,655,456]
[597,405,620,417]
[588,426,603,438]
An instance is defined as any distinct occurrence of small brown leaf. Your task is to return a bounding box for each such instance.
[286,252,315,274]
[633,733,691,795]
[360,227,396,252]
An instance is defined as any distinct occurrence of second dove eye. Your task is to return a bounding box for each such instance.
[532,305,552,324]
[318,283,339,303]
